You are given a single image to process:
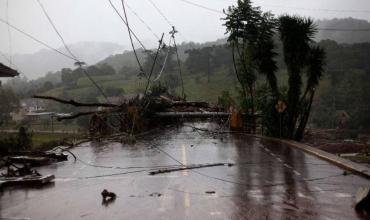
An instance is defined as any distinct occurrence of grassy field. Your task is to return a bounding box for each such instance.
[0,122,82,133]
[0,132,79,151]
[31,133,78,150]
[41,67,317,103]
[42,70,239,102]
[343,154,370,164]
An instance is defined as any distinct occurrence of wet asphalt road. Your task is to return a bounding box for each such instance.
[1,123,370,220]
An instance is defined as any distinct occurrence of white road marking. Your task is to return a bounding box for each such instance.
[298,192,313,200]
[314,186,323,192]
[335,193,352,198]
[184,192,190,208]
[210,211,222,216]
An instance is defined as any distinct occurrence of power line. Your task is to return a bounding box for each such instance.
[0,18,78,62]
[259,4,370,14]
[144,33,165,95]
[6,0,12,68]
[142,1,187,96]
[146,0,196,50]
[153,37,173,82]
[167,1,370,33]
[120,0,146,77]
[317,28,370,32]
[36,0,109,100]
[34,0,125,128]
[218,0,370,13]
[177,0,223,14]
[177,0,370,16]
[107,0,148,51]
[171,27,185,99]
[125,2,160,40]
[36,0,79,61]
[147,0,174,27]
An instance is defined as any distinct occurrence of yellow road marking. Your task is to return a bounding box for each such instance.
[181,144,190,208]
[181,144,188,176]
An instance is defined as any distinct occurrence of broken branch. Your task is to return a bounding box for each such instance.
[33,95,118,108]
[149,163,233,175]
[57,111,97,121]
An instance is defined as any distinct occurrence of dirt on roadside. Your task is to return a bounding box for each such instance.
[303,129,370,154]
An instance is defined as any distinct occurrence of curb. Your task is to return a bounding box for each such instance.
[249,134,370,180]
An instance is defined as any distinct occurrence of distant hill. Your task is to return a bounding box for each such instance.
[100,18,370,71]
[316,18,370,44]
[99,38,227,71]
[1,42,125,80]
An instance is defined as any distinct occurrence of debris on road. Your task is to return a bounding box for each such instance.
[205,191,216,194]
[148,163,233,175]
[0,159,54,189]
[7,156,54,166]
[0,174,54,189]
[149,192,162,197]
[2,151,68,168]
[101,189,117,200]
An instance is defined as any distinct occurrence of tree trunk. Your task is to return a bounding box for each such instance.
[286,68,302,138]
[295,89,315,141]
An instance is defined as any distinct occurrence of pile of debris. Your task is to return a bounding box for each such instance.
[33,88,223,137]
[6,151,68,166]
[0,158,55,189]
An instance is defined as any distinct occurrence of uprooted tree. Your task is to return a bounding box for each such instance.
[224,0,326,141]
[33,83,172,137]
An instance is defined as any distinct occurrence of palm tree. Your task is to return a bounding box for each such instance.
[224,2,325,140]
[278,15,316,138]
[295,46,326,140]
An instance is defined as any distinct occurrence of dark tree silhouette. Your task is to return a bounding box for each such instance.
[224,0,326,140]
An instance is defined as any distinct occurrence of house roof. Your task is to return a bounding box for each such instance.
[0,63,19,77]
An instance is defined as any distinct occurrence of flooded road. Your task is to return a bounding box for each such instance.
[1,123,369,219]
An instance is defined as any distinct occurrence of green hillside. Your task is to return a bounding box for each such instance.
[42,69,238,102]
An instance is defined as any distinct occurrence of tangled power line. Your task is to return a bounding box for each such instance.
[36,0,110,100]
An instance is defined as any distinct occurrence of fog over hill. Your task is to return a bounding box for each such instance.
[2,18,370,81]
[0,42,124,79]
[316,18,370,43]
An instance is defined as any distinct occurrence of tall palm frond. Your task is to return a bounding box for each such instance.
[278,15,316,67]
[305,45,326,92]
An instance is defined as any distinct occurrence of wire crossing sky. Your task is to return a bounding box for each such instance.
[1,0,370,55]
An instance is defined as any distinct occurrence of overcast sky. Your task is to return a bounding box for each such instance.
[1,0,370,56]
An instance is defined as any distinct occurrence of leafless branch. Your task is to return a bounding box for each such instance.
[33,95,118,108]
